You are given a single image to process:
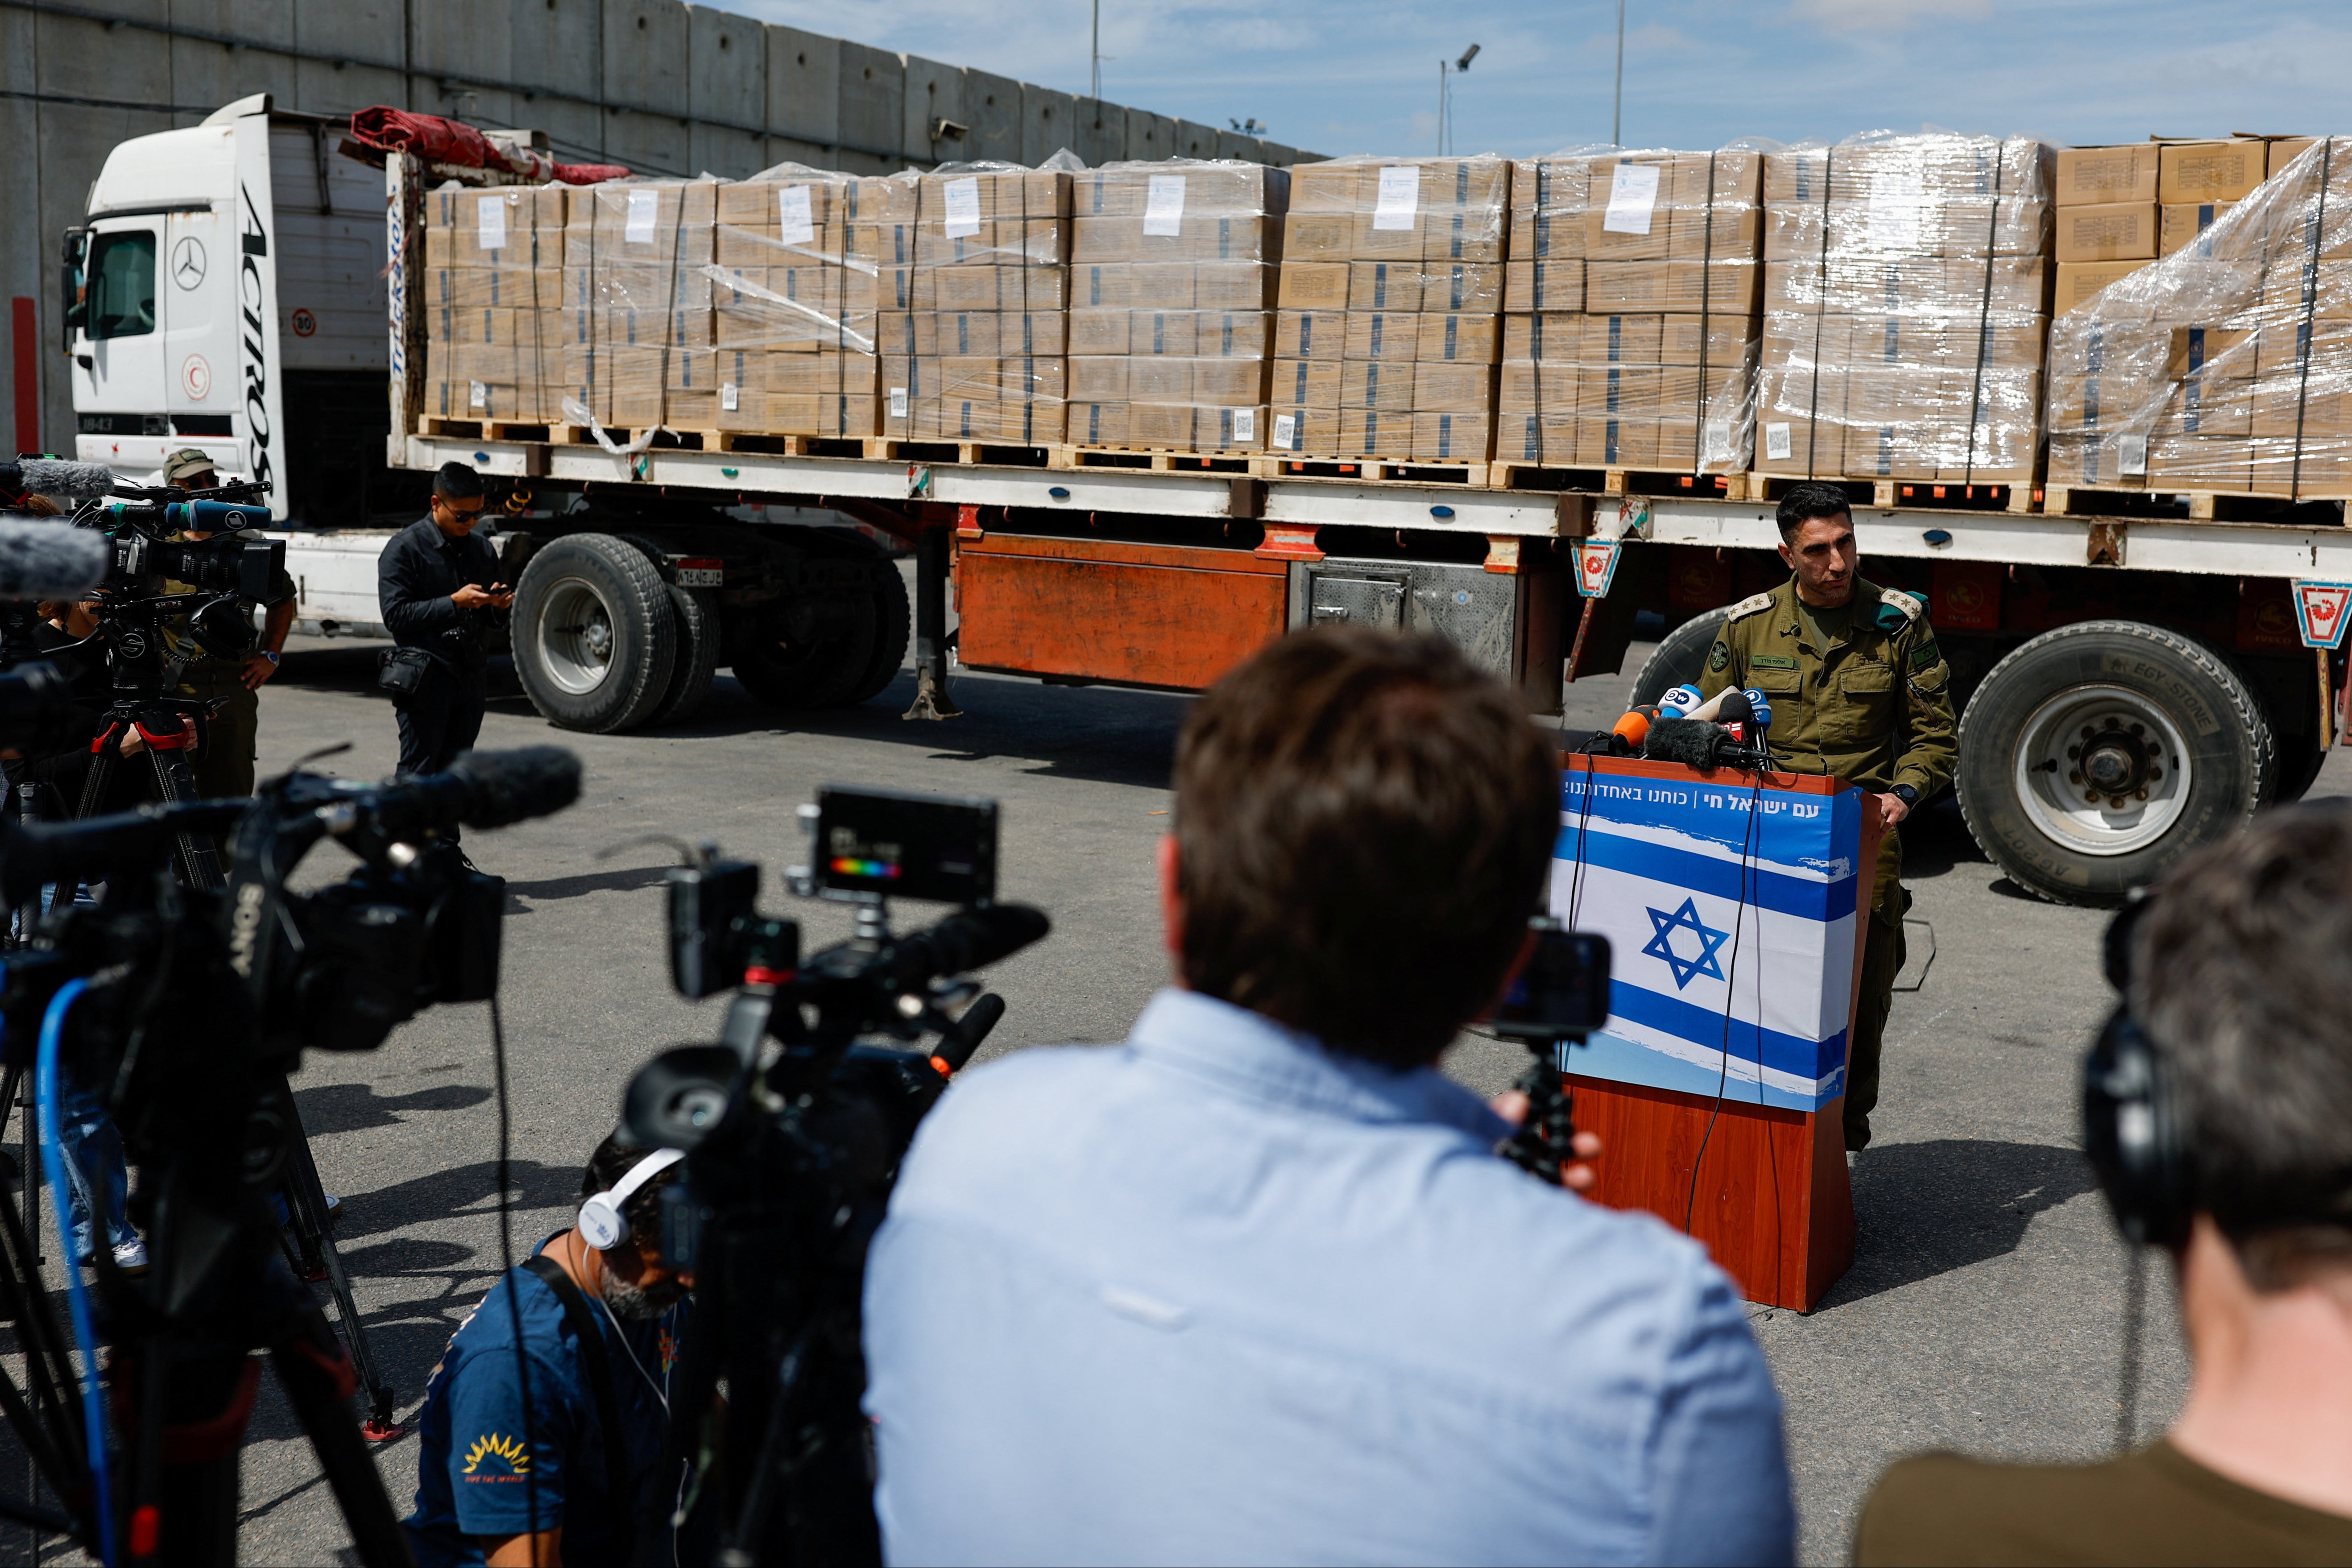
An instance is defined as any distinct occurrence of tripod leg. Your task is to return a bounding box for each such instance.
[270,1309,415,1568]
[144,748,222,893]
[276,1087,398,1436]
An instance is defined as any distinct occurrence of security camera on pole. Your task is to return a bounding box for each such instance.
[1436,42,1479,156]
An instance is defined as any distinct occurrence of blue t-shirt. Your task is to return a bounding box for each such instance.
[406,1252,688,1567]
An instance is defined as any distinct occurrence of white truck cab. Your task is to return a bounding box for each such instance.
[66,94,400,531]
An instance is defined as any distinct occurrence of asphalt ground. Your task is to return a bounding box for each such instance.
[16,601,2344,1565]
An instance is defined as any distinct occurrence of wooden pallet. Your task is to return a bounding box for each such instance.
[860,438,1056,468]
[1268,455,1491,487]
[1488,463,1755,500]
[1749,473,2036,515]
[2044,484,2352,521]
[1050,444,1266,476]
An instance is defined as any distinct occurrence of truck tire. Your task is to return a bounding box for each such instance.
[1629,609,1731,707]
[646,586,719,728]
[512,534,679,734]
[844,564,913,705]
[1957,621,2272,907]
[728,594,878,710]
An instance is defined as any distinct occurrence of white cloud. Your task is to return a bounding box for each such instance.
[1787,0,1993,33]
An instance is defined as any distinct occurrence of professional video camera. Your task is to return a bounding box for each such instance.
[0,745,581,1566]
[616,786,1049,1564]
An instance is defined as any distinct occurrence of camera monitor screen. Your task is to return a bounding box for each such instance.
[1493,929,1612,1038]
[816,786,998,905]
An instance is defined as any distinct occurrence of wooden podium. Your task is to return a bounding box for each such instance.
[1551,755,1884,1311]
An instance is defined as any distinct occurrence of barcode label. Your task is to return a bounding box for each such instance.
[1372,165,1420,231]
[943,177,981,238]
[721,382,739,412]
[1143,174,1186,237]
[778,186,816,245]
[1764,422,1793,461]
[1272,412,1297,448]
[889,386,909,419]
[1231,408,1255,443]
[476,195,507,250]
[625,189,661,244]
[1602,163,1660,236]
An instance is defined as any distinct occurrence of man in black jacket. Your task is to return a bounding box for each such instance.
[378,463,512,779]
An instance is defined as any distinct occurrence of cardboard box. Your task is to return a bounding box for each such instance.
[2159,141,2268,205]
[1193,311,1271,359]
[1339,359,1414,413]
[1416,313,1499,363]
[1660,314,1756,368]
[1281,212,1354,259]
[1069,356,1130,402]
[1267,405,1334,454]
[1274,310,1348,360]
[2055,202,2157,263]
[2159,202,2234,258]
[1498,363,1578,414]
[2055,145,2161,207]
[1193,262,1273,312]
[1339,405,1409,455]
[1412,361,1494,410]
[1347,261,1424,314]
[1342,312,1419,362]
[1503,260,1585,313]
[1279,263,1350,310]
[2270,137,2319,179]
[2056,260,2153,313]
[2164,326,2255,381]
[1495,407,1578,463]
[1271,358,1343,410]
[1069,307,1129,356]
[1412,410,1491,461]
[1067,400,1130,446]
[1421,207,1506,265]
[2251,376,2352,441]
[1193,360,1266,406]
[1577,415,1656,468]
[1501,313,1579,364]
[1132,310,1199,357]
[1127,358,1191,403]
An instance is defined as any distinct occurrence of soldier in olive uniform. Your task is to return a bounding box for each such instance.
[1696,481,1958,1152]
[158,449,298,801]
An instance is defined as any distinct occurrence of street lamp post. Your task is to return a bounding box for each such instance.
[1437,42,1479,156]
[1612,0,1626,146]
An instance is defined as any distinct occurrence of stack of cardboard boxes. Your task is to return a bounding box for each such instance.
[1755,135,2054,489]
[879,167,1071,445]
[421,185,567,424]
[1064,161,1287,452]
[1270,157,1509,463]
[706,170,890,439]
[555,181,729,430]
[2048,135,2352,496]
[1495,149,1761,472]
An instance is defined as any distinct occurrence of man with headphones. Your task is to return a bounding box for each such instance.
[1854,802,2352,1563]
[406,1133,694,1567]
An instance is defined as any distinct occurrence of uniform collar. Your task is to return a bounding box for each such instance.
[1778,574,1880,650]
[1127,988,1510,1141]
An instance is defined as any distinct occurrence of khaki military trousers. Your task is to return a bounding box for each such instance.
[1846,828,1905,1152]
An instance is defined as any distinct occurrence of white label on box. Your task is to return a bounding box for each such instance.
[721,381,740,412]
[1868,173,1926,249]
[2119,433,2148,476]
[889,386,909,419]
[476,195,507,250]
[1144,174,1187,237]
[625,188,661,244]
[943,177,982,238]
[1373,165,1420,231]
[778,186,816,245]
[1764,421,1793,461]
[1273,411,1297,448]
[1231,407,1255,443]
[1702,418,1732,466]
[469,380,488,410]
[1602,163,1661,236]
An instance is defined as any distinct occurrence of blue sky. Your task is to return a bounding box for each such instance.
[733,0,2350,158]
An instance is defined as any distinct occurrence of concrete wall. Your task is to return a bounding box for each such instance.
[0,0,1318,453]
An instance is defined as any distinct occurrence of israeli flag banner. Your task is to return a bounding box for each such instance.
[1549,767,1866,1111]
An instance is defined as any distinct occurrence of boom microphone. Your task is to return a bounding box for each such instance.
[0,459,120,502]
[0,520,110,599]
[332,746,584,840]
[1643,716,1732,769]
[879,902,1051,992]
[0,799,254,906]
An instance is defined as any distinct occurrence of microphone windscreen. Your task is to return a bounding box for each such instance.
[12,459,120,501]
[1643,716,1729,769]
[447,745,583,828]
[0,521,109,600]
[1716,689,1755,726]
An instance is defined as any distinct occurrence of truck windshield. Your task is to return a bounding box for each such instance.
[84,229,156,339]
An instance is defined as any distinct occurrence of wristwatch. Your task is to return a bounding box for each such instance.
[1891,784,1919,809]
[261,650,281,666]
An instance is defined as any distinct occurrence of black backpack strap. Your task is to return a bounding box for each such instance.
[522,1254,638,1566]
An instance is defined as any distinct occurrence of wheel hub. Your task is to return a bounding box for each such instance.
[537,577,621,696]
[2014,687,2191,858]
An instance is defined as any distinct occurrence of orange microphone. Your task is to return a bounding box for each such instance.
[1611,707,1654,753]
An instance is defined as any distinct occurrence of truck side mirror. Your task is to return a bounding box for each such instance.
[58,228,86,352]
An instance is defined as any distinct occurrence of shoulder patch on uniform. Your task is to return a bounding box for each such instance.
[1707,641,1731,672]
[1724,591,1776,624]
[1911,639,1942,669]
[1873,587,1925,632]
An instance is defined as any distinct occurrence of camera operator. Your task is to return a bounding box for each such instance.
[407,1130,693,1568]
[862,625,1794,1565]
[1854,803,2352,1564]
[379,462,512,790]
[16,592,196,815]
[156,448,296,802]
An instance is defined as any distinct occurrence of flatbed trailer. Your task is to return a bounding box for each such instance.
[67,96,2352,906]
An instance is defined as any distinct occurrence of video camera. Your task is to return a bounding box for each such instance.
[85,480,282,601]
[621,785,1048,1564]
[1491,921,1614,1184]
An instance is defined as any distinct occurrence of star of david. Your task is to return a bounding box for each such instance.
[1642,897,1731,990]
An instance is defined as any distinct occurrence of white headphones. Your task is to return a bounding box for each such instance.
[576,1147,686,1252]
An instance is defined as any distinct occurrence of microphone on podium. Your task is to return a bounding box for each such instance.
[1610,707,1653,753]
[1715,688,1756,745]
[1743,688,1775,735]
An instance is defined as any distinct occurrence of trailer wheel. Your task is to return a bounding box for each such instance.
[727,593,878,710]
[844,563,913,705]
[646,586,719,728]
[1957,621,2272,906]
[512,534,679,734]
[1628,609,1731,707]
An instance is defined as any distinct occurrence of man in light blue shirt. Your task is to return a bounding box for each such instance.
[864,625,1794,1566]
